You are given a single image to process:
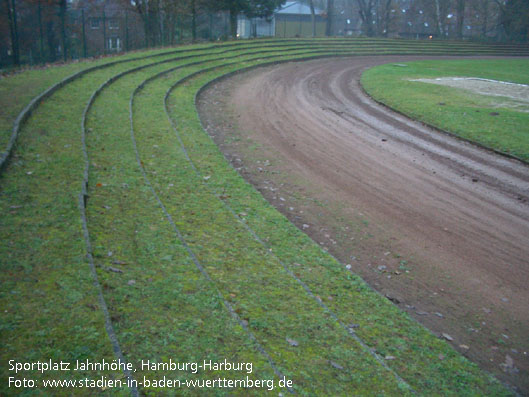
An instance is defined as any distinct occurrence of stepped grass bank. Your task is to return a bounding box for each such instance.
[2,38,523,395]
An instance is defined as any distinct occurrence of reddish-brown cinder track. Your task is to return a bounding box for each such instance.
[198,56,529,393]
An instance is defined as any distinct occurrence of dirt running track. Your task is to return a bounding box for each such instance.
[198,56,529,393]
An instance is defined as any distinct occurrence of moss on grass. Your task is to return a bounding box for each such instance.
[1,39,522,395]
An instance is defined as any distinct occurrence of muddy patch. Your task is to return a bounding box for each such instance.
[410,77,529,111]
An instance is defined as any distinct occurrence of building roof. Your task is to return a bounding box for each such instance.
[276,1,323,16]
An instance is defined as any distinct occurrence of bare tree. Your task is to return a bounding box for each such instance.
[494,0,529,42]
[309,0,315,37]
[434,0,443,35]
[455,0,465,39]
[37,0,44,60]
[421,0,451,37]
[377,0,393,37]
[326,0,334,36]
[5,0,20,65]
[477,0,502,38]
[357,0,375,36]
[191,0,196,41]
[58,0,67,60]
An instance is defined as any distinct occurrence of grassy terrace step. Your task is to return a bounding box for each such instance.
[0,39,519,395]
[6,40,521,171]
[85,62,277,396]
[0,39,317,151]
[0,45,205,150]
[2,38,527,149]
[0,61,147,394]
[0,44,303,393]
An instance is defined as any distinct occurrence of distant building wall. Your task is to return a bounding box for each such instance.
[275,14,326,38]
[237,17,275,38]
[78,7,145,56]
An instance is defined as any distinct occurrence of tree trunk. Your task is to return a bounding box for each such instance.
[309,0,316,37]
[434,0,444,36]
[82,8,87,57]
[125,9,129,51]
[159,4,165,46]
[12,0,19,63]
[481,0,489,38]
[38,0,45,61]
[192,0,197,41]
[229,7,237,39]
[154,0,160,45]
[456,0,465,39]
[103,9,107,53]
[209,13,213,40]
[143,0,150,47]
[46,20,56,61]
[59,0,67,61]
[169,13,174,45]
[357,0,374,37]
[326,0,334,36]
[375,0,380,35]
[176,13,181,42]
[6,0,20,65]
[384,0,392,37]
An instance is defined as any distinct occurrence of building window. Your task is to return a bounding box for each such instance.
[108,18,119,30]
[90,18,100,29]
[108,37,121,51]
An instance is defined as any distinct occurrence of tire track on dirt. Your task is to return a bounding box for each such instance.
[210,56,529,392]
[229,57,529,288]
[155,59,414,391]
[131,54,418,394]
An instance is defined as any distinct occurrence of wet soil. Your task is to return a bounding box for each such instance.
[197,56,529,394]
[410,76,529,111]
